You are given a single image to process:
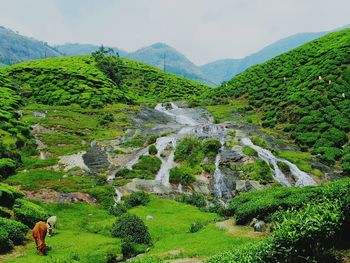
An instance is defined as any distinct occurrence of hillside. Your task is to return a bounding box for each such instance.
[201,26,350,85]
[208,28,350,173]
[56,43,214,86]
[2,55,209,107]
[0,26,61,65]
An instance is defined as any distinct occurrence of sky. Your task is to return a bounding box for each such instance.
[0,0,349,65]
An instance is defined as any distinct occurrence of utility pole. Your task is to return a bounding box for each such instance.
[163,53,166,72]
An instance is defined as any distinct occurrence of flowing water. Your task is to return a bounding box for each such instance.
[241,137,316,186]
[119,102,316,202]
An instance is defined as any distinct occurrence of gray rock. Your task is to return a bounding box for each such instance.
[235,180,264,192]
[146,215,153,220]
[250,218,266,232]
[220,148,243,166]
[32,111,46,118]
[83,143,110,173]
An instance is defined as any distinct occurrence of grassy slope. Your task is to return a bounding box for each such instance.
[207,28,350,171]
[3,196,260,262]
[3,55,210,107]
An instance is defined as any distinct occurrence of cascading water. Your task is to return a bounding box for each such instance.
[125,146,149,170]
[241,137,316,186]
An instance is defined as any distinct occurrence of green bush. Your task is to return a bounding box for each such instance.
[121,238,148,259]
[123,191,150,208]
[148,145,158,155]
[242,146,258,157]
[241,159,273,184]
[13,199,49,228]
[180,192,207,208]
[0,217,29,245]
[189,221,204,233]
[132,155,161,175]
[111,213,151,244]
[202,139,221,157]
[0,183,24,208]
[0,206,12,218]
[169,165,196,185]
[109,203,127,217]
[0,228,11,253]
[0,158,17,179]
[277,161,291,174]
[174,136,203,167]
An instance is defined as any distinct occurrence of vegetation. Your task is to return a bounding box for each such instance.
[241,160,273,184]
[123,191,151,208]
[227,177,350,224]
[169,165,197,185]
[0,183,24,207]
[206,28,350,173]
[0,217,28,246]
[242,146,258,157]
[13,199,49,227]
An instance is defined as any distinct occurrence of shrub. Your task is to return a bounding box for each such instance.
[0,183,24,208]
[0,228,11,253]
[180,192,207,208]
[242,146,258,157]
[123,191,150,208]
[13,199,49,228]
[109,203,127,217]
[241,159,273,184]
[189,221,204,233]
[202,139,221,157]
[148,145,158,155]
[111,213,151,244]
[0,217,29,245]
[169,165,196,185]
[0,206,12,218]
[0,158,17,179]
[174,136,203,166]
[146,135,158,145]
[277,161,291,174]
[98,113,114,126]
[132,155,161,175]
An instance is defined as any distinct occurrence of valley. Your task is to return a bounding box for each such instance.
[0,27,349,263]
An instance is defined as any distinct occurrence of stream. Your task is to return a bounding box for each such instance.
[114,102,317,203]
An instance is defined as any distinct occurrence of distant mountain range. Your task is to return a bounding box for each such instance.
[0,26,61,65]
[0,25,348,85]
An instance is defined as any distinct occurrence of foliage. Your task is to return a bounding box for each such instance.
[0,217,29,245]
[241,159,273,184]
[242,146,258,157]
[123,191,151,208]
[169,164,197,185]
[148,145,158,155]
[0,228,11,253]
[174,136,204,166]
[207,29,350,172]
[12,199,49,227]
[132,155,162,175]
[109,203,128,217]
[277,161,291,174]
[0,182,24,208]
[189,221,204,233]
[179,192,207,208]
[202,139,221,157]
[111,213,151,244]
[227,177,350,225]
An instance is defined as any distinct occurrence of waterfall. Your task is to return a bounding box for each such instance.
[125,146,149,170]
[241,137,316,186]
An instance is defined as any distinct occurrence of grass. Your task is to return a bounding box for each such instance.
[21,103,139,156]
[205,99,261,125]
[3,202,120,263]
[276,150,323,177]
[129,196,259,260]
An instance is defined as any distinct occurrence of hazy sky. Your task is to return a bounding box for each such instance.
[0,0,349,64]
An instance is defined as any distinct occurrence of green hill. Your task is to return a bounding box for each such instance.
[208,28,350,172]
[3,55,209,107]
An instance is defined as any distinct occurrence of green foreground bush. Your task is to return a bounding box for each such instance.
[13,199,49,227]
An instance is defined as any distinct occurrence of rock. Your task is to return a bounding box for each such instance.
[32,111,46,118]
[82,142,110,173]
[146,215,153,220]
[235,180,264,192]
[59,151,90,172]
[250,218,266,232]
[32,124,52,134]
[220,148,243,166]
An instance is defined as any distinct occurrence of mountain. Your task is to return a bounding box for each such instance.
[55,42,128,57]
[56,42,215,86]
[209,28,350,172]
[201,25,350,85]
[0,26,61,65]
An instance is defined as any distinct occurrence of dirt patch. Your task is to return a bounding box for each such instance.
[167,258,203,263]
[23,189,97,205]
[216,219,266,238]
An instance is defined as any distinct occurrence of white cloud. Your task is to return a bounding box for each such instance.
[0,0,349,64]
